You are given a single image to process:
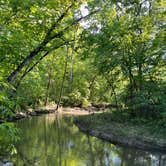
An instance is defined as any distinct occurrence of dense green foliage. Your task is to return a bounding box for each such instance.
[0,0,165,155]
[80,0,166,118]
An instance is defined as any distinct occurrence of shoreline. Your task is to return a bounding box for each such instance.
[1,103,111,123]
[1,107,165,153]
[75,122,166,153]
[74,114,166,153]
[0,106,99,123]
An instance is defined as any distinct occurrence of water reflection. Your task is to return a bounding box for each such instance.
[10,114,166,166]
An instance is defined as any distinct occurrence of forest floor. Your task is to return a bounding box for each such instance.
[74,112,166,152]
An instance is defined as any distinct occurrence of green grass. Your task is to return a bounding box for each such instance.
[75,112,166,146]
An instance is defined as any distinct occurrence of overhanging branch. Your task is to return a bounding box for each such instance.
[7,6,100,84]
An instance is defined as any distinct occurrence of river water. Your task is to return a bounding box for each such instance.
[10,114,166,166]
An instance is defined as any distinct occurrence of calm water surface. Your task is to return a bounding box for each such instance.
[10,114,166,166]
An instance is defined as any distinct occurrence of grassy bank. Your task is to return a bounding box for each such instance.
[75,112,166,152]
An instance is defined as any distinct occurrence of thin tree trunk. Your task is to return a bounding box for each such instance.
[69,26,78,92]
[105,75,119,110]
[56,45,69,111]
[124,58,135,102]
[88,75,97,102]
[69,43,74,92]
[44,67,52,106]
[138,62,143,91]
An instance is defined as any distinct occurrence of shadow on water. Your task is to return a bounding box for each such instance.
[6,114,166,166]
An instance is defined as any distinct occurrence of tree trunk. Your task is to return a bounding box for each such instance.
[105,75,119,110]
[88,75,97,102]
[44,66,52,106]
[69,42,74,92]
[56,45,69,111]
[138,62,143,91]
[69,25,78,92]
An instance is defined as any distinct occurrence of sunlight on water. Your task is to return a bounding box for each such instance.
[8,114,166,166]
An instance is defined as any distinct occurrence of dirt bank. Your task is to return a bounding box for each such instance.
[74,114,166,153]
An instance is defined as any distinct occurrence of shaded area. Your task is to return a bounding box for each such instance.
[75,113,166,152]
[6,115,166,166]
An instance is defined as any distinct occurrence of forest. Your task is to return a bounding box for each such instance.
[0,0,166,165]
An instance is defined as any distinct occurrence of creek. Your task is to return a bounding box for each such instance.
[8,114,166,166]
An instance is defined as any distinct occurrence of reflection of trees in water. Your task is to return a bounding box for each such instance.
[11,115,166,166]
[86,140,166,166]
[55,114,63,166]
[119,149,166,166]
[87,134,95,166]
